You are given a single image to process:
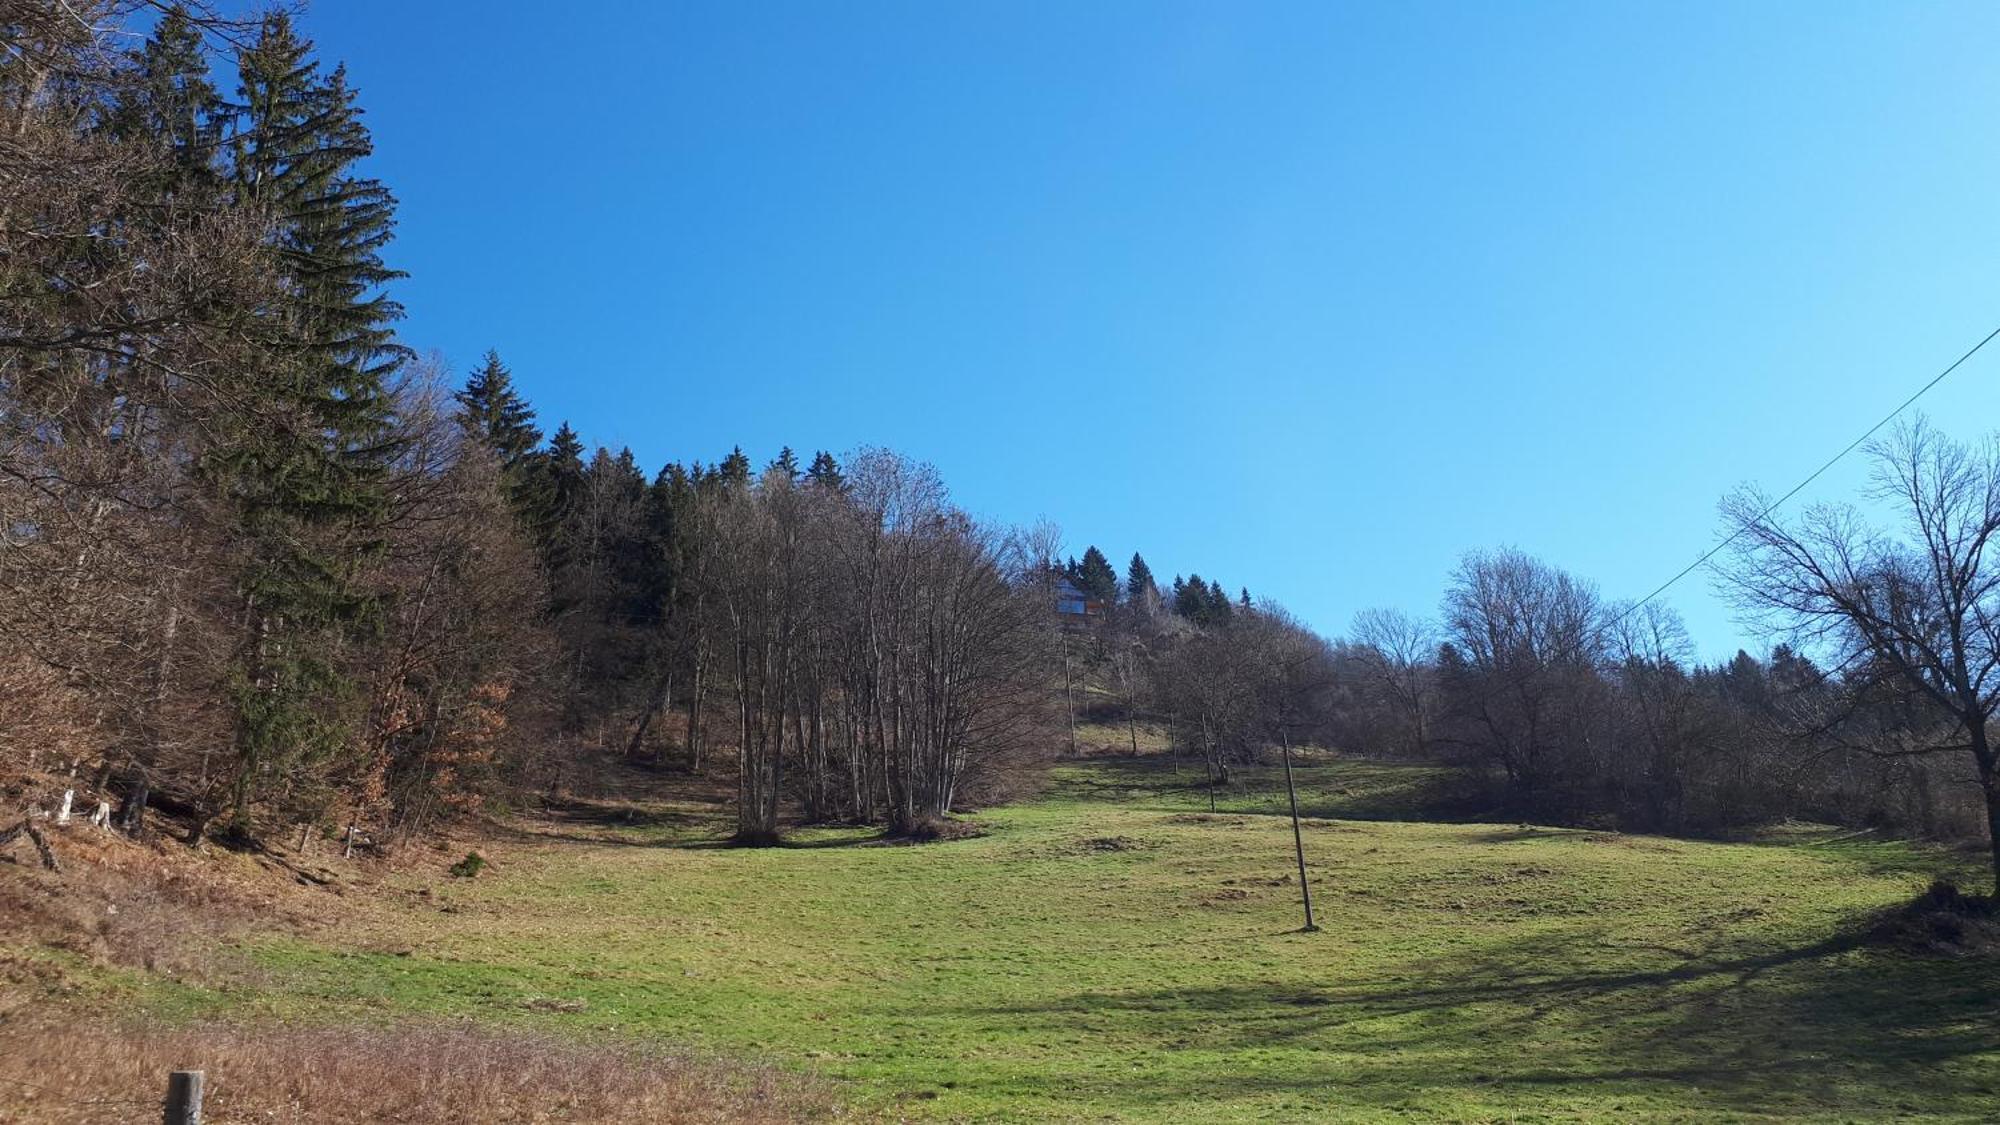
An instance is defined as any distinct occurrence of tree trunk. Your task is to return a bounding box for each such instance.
[1984,771,2000,899]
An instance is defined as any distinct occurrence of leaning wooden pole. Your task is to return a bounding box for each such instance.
[1278,728,1318,932]
[1060,630,1078,757]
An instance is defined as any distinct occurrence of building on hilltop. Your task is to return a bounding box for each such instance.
[1055,577,1107,622]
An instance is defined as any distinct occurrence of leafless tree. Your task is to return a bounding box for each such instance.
[1350,607,1438,756]
[1720,417,2000,895]
[1437,548,1609,810]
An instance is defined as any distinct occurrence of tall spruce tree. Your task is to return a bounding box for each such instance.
[768,446,801,480]
[111,4,224,182]
[1207,579,1234,623]
[532,421,588,573]
[806,450,844,492]
[205,15,411,831]
[1174,574,1205,619]
[1127,553,1156,606]
[456,350,542,473]
[1076,546,1119,605]
[717,446,751,487]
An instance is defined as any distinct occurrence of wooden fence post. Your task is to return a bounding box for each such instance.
[164,1069,204,1124]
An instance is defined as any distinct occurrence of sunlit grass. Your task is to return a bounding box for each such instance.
[123,755,2000,1120]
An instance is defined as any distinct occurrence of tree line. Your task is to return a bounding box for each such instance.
[1067,420,2000,894]
[2,3,1067,849]
[5,4,1996,893]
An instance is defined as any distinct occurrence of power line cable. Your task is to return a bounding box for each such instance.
[1594,322,2000,644]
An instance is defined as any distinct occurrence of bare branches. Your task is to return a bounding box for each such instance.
[1720,415,2000,892]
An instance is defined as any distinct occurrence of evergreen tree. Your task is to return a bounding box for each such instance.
[1240,587,1252,608]
[806,450,845,492]
[1174,574,1205,618]
[455,349,541,473]
[768,446,801,480]
[1076,546,1119,605]
[1126,553,1156,605]
[111,4,224,182]
[1207,579,1234,623]
[717,446,751,487]
[535,421,588,572]
[236,17,409,438]
[205,15,411,830]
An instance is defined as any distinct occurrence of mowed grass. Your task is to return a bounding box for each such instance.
[147,751,1998,1122]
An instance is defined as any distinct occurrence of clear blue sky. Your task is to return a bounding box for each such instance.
[297,0,2000,659]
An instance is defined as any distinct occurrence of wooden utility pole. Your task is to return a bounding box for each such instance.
[1278,727,1318,932]
[164,1070,204,1124]
[1060,630,1077,757]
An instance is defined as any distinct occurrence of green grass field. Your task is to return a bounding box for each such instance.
[126,750,2000,1121]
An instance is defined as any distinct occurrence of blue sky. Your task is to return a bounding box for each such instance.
[297,0,2000,659]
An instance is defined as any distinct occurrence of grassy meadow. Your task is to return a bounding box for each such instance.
[62,734,1993,1122]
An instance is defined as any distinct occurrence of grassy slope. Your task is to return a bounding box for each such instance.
[114,748,2000,1122]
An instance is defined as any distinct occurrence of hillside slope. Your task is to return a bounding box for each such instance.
[4,754,1995,1122]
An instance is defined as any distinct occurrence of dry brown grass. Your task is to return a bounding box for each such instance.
[0,1017,846,1123]
[0,823,325,986]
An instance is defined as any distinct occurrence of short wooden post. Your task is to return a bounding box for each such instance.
[164,1069,204,1124]
[56,789,74,826]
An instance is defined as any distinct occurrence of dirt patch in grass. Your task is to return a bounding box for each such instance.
[1874,880,2000,957]
[1077,835,1147,853]
[885,817,986,844]
[0,1014,844,1123]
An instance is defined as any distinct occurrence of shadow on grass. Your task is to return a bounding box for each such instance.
[1056,757,1492,825]
[942,913,2000,1117]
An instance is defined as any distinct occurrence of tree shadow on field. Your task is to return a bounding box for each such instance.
[490,795,727,848]
[944,914,2000,1117]
[1064,757,1489,824]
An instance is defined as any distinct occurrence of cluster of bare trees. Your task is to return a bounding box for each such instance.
[1088,419,2000,893]
[553,449,1058,842]
[731,455,1053,838]
[1392,420,2000,891]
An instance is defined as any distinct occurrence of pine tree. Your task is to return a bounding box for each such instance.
[206,15,412,831]
[1174,574,1205,618]
[717,446,752,487]
[1126,553,1156,606]
[111,4,224,182]
[768,446,800,480]
[1076,546,1119,605]
[456,349,541,473]
[534,422,588,573]
[806,450,844,492]
[236,17,409,439]
[1208,579,1234,623]
[1240,587,1252,608]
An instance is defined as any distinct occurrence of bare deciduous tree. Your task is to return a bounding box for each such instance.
[1721,417,2000,895]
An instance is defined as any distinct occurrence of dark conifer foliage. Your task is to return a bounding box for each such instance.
[717,446,752,486]
[207,14,419,829]
[456,350,542,473]
[1075,546,1119,605]
[109,4,224,181]
[806,450,845,492]
[1126,553,1156,606]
